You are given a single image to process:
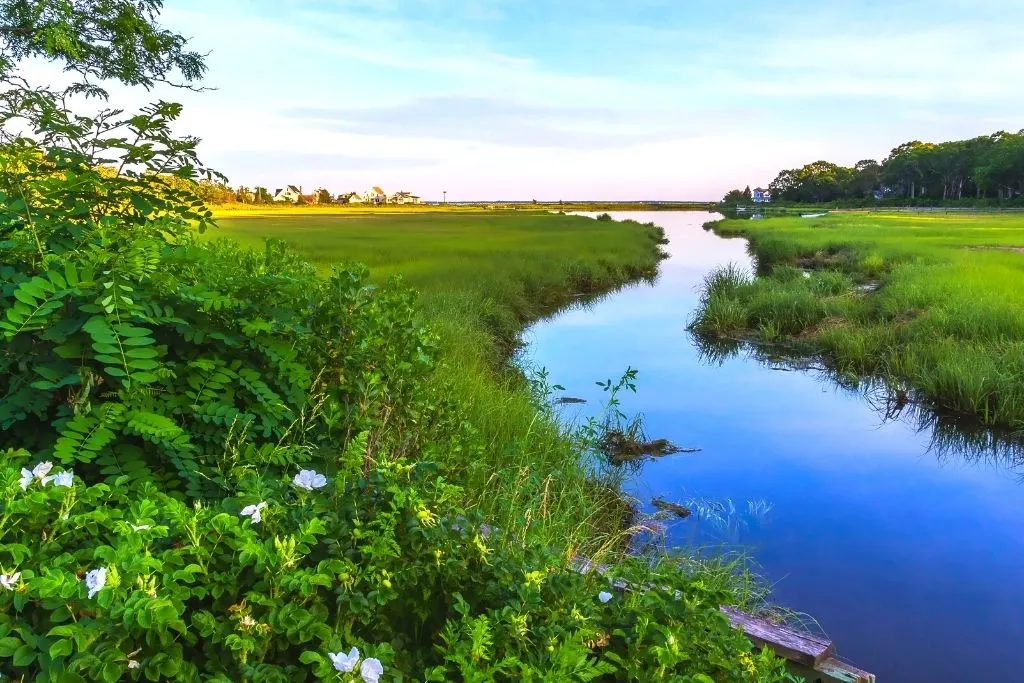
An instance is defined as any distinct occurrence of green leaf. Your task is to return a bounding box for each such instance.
[49,638,74,658]
[101,661,121,683]
[0,636,21,657]
[13,643,36,666]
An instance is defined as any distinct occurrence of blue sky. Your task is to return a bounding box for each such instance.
[110,0,1024,199]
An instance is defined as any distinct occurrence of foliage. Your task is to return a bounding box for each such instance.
[0,444,792,682]
[755,130,1024,204]
[721,187,753,204]
[693,213,1024,430]
[0,0,205,88]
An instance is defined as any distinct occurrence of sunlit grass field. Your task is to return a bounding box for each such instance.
[214,211,663,350]
[694,212,1024,429]
[210,210,671,561]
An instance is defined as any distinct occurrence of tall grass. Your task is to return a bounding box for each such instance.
[695,212,1024,430]
[211,211,666,558]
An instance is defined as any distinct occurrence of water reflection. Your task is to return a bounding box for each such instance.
[691,332,1024,473]
[527,211,1024,683]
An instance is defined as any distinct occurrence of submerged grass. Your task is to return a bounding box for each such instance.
[212,211,668,559]
[693,212,1024,430]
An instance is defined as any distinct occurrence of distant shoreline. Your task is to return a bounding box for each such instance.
[210,201,713,218]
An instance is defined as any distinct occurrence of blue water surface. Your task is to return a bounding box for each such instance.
[522,212,1024,683]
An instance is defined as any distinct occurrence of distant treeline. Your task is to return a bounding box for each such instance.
[724,130,1024,206]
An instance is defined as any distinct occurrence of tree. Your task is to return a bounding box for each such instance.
[768,161,854,203]
[0,0,206,90]
[254,186,273,203]
[882,141,934,199]
[721,188,748,204]
[195,178,234,204]
[316,187,332,204]
[849,160,881,199]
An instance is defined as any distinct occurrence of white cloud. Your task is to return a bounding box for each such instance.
[10,0,1023,199]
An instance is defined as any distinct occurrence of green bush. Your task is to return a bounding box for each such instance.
[0,442,793,682]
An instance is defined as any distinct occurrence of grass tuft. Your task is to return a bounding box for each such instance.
[695,212,1024,430]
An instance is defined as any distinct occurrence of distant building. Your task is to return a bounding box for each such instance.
[389,190,422,205]
[365,186,387,204]
[752,188,772,203]
[272,185,301,203]
[338,191,364,204]
[298,193,318,205]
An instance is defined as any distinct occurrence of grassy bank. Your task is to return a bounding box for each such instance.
[214,211,668,553]
[692,212,1024,430]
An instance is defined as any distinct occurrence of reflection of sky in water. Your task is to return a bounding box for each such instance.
[522,212,1024,683]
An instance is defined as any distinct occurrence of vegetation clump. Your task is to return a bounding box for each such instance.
[0,2,793,681]
[651,498,693,519]
[692,213,1024,431]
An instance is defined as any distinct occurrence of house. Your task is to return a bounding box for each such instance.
[365,186,387,204]
[389,191,423,205]
[752,188,772,203]
[338,191,364,204]
[298,193,318,205]
[273,185,301,203]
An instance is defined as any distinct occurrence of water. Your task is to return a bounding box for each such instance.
[522,212,1024,683]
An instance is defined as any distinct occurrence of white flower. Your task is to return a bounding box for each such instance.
[328,647,360,673]
[598,591,613,604]
[128,660,140,670]
[131,524,151,531]
[240,501,267,525]
[360,658,384,683]
[0,572,21,591]
[85,567,107,599]
[240,615,256,628]
[47,471,74,487]
[32,461,54,481]
[293,469,327,491]
[20,461,54,490]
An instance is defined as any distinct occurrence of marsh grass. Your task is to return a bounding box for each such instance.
[211,211,671,559]
[694,212,1024,430]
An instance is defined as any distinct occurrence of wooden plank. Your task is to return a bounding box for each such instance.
[786,657,876,683]
[720,606,833,668]
[572,555,873,681]
[818,657,876,683]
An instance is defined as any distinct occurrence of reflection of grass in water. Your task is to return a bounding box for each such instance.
[684,497,774,533]
[691,331,1024,472]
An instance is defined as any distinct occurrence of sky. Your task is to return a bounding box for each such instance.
[54,0,1024,200]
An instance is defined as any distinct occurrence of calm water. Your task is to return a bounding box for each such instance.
[522,212,1024,683]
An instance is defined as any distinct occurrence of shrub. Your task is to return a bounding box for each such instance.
[1,438,796,683]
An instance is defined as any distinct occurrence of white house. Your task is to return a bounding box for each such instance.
[339,191,364,204]
[365,186,387,204]
[752,188,772,203]
[273,185,301,203]
[389,191,422,205]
